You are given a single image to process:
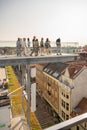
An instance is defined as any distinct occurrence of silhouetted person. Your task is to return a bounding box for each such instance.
[30,36,39,56]
[16,38,22,56]
[56,38,61,55]
[45,38,51,55]
[40,37,44,56]
[27,38,30,48]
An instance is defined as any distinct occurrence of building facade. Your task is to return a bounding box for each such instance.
[36,62,87,130]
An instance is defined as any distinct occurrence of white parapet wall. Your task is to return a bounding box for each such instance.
[31,83,36,112]
[31,67,36,78]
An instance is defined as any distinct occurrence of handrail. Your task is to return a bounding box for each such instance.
[44,113,87,130]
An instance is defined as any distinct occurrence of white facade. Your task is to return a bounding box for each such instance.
[59,66,87,121]
[31,67,36,78]
[72,68,87,108]
[31,83,36,112]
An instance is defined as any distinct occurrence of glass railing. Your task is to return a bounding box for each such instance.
[0,40,80,57]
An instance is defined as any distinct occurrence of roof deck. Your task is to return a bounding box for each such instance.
[0,54,78,66]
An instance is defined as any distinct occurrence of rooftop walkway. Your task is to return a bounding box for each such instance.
[0,53,78,66]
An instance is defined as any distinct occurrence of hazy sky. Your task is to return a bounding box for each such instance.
[0,0,87,43]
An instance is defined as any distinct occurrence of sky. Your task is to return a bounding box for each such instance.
[0,0,87,44]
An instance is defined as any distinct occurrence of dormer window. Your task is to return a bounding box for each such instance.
[52,71,59,78]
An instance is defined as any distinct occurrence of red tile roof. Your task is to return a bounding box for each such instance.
[63,63,87,79]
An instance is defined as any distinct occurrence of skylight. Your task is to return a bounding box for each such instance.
[49,70,53,74]
[52,71,59,78]
[44,68,47,71]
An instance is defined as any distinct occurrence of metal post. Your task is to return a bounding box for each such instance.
[22,65,25,111]
[26,64,31,129]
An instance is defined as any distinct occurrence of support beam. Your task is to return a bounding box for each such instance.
[21,65,26,111]
[26,64,31,129]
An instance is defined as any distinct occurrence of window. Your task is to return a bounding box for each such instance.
[52,71,59,78]
[49,70,53,74]
[63,93,65,97]
[44,68,48,72]
[48,82,51,86]
[66,115,69,120]
[66,94,69,99]
[47,90,51,96]
[62,110,65,119]
[61,100,65,108]
[61,91,65,97]
[63,101,65,108]
[46,68,50,72]
[66,103,69,111]
[62,91,63,95]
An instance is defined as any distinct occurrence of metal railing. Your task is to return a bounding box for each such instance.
[44,113,87,130]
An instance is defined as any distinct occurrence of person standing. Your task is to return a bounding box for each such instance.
[27,37,31,54]
[30,36,39,56]
[16,38,22,56]
[40,37,44,56]
[34,39,39,56]
[22,38,27,56]
[30,36,36,56]
[45,38,51,55]
[27,38,30,48]
[56,38,61,55]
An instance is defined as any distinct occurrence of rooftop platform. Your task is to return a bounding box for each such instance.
[0,54,78,66]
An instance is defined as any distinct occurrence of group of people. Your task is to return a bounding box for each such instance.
[16,37,30,56]
[16,36,61,56]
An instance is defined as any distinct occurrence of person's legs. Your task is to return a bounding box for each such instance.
[57,46,59,55]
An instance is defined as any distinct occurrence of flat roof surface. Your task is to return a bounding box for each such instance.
[0,105,10,130]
